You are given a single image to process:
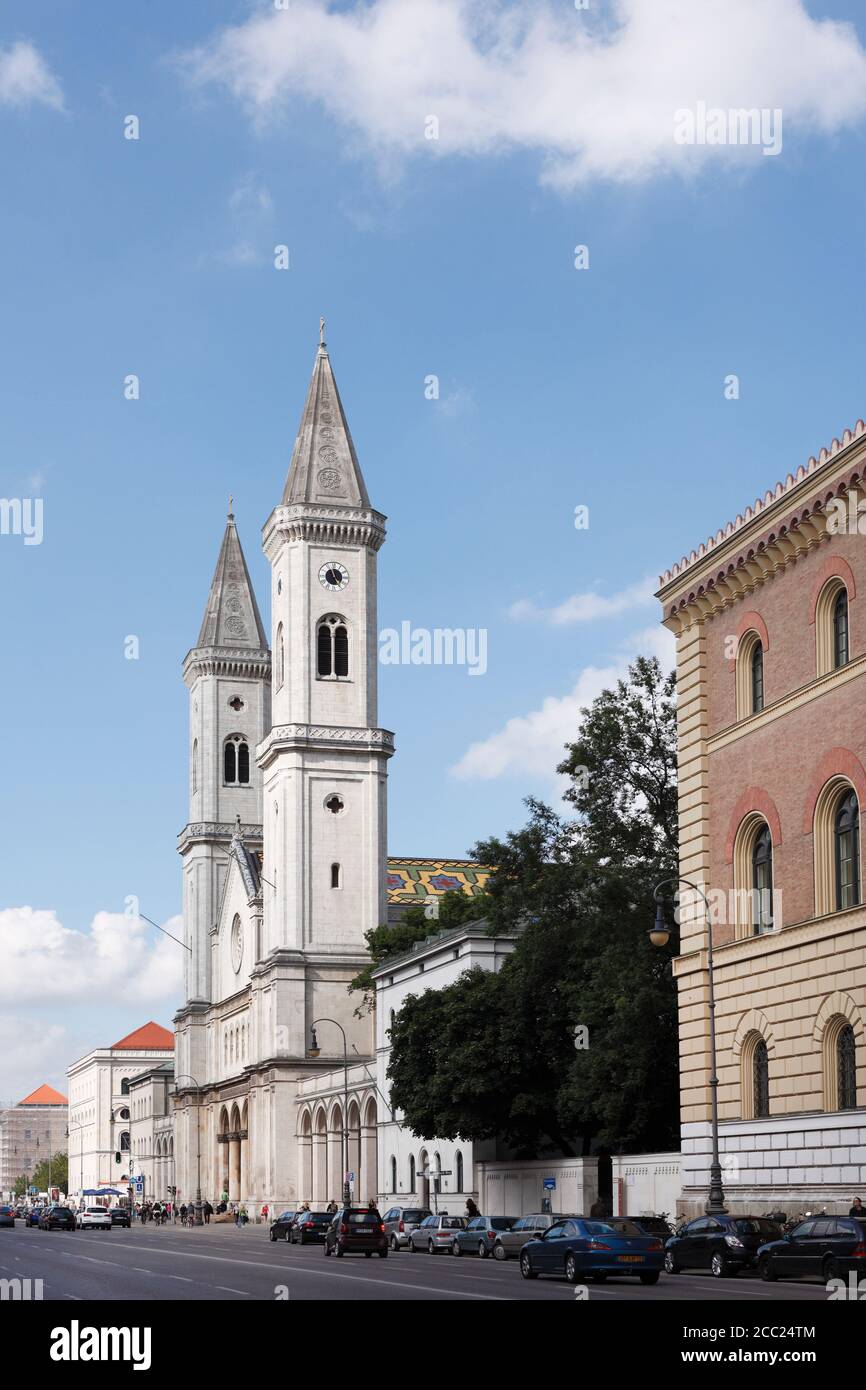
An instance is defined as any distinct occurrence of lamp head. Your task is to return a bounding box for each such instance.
[649,899,671,948]
[307,1026,320,1059]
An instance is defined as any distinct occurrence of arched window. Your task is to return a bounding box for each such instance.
[120,1078,130,1096]
[750,643,764,713]
[317,615,350,679]
[834,589,850,669]
[120,1130,130,1152]
[331,863,341,889]
[838,1024,857,1110]
[119,1108,130,1121]
[276,623,285,689]
[751,824,774,934]
[224,735,250,785]
[390,1156,397,1194]
[835,789,860,910]
[192,739,198,796]
[408,1154,416,1192]
[455,1151,464,1192]
[753,1040,769,1118]
[433,1152,442,1194]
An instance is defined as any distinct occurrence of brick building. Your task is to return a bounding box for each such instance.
[658,419,866,1216]
[0,1084,68,1198]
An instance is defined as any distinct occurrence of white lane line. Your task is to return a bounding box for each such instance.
[215,1286,251,1295]
[131,1268,154,1275]
[126,1244,506,1299]
[62,1294,82,1300]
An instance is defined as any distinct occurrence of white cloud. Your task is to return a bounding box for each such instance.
[178,0,866,188]
[0,907,184,1004]
[509,576,656,625]
[0,1016,69,1106]
[0,40,63,111]
[450,621,675,782]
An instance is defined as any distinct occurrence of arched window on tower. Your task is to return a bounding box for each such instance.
[331,863,341,889]
[276,622,285,689]
[317,615,350,679]
[224,735,250,786]
[835,789,860,910]
[192,738,198,796]
[120,1078,130,1096]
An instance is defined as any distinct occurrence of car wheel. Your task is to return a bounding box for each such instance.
[664,1251,680,1274]
[823,1255,840,1283]
[285,1229,292,1243]
[759,1255,777,1282]
[565,1254,579,1284]
[378,1249,388,1258]
[390,1235,399,1251]
[364,1251,372,1258]
[639,1271,660,1285]
[493,1242,506,1261]
[520,1252,537,1280]
[451,1239,462,1256]
[269,1230,276,1242]
[478,1241,488,1259]
[428,1239,436,1255]
[710,1251,730,1278]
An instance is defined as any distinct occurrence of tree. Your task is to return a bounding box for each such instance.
[349,889,491,1014]
[387,656,679,1155]
[32,1151,68,1194]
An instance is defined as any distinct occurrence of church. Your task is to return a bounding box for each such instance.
[172,330,490,1212]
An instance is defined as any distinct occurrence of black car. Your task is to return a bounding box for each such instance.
[608,1216,674,1241]
[38,1206,76,1232]
[665,1214,781,1277]
[110,1207,131,1227]
[290,1211,332,1245]
[758,1216,866,1283]
[324,1207,388,1258]
[269,1210,297,1242]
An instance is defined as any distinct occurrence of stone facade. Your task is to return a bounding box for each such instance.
[658,420,866,1215]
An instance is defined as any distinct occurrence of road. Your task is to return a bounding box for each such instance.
[0,1221,833,1302]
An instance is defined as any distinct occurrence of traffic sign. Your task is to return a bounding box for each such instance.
[543,1178,556,1191]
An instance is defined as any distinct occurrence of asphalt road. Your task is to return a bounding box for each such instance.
[0,1222,831,1302]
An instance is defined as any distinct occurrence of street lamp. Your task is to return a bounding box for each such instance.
[172,1074,204,1226]
[651,877,726,1214]
[308,1020,351,1207]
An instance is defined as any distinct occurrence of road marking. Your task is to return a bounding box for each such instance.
[126,1244,507,1299]
[215,1286,251,1295]
[62,1294,82,1300]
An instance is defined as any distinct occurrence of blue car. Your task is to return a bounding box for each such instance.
[27,1207,42,1227]
[520,1217,664,1285]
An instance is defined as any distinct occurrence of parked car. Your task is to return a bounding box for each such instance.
[323,1207,388,1258]
[110,1207,131,1227]
[407,1213,466,1254]
[665,1214,782,1277]
[269,1210,296,1242]
[491,1212,579,1261]
[520,1217,664,1284]
[0,1205,15,1229]
[757,1216,866,1283]
[39,1206,76,1232]
[381,1205,431,1251]
[452,1215,518,1258]
[77,1206,112,1231]
[27,1206,43,1227]
[289,1211,332,1245]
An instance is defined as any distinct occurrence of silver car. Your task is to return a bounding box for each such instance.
[492,1213,581,1260]
[407,1213,466,1253]
[381,1205,431,1251]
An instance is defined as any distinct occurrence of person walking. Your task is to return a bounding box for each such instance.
[203,1200,213,1225]
[260,1203,269,1225]
[179,1203,187,1225]
[849,1196,865,1218]
[465,1197,479,1220]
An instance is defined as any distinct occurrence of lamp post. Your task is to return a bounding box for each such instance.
[172,1074,203,1226]
[651,877,726,1214]
[308,1019,351,1207]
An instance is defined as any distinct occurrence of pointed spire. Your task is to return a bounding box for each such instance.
[282,328,371,508]
[196,508,268,649]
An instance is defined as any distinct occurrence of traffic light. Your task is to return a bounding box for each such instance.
[115,1152,121,1164]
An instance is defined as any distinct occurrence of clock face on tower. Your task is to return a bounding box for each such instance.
[318,561,349,592]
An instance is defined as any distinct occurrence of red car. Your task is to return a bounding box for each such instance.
[324,1207,388,1258]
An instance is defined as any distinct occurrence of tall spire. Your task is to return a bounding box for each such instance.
[282,328,371,508]
[196,508,268,649]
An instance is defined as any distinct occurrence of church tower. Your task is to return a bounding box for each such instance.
[258,328,393,1053]
[176,511,271,1076]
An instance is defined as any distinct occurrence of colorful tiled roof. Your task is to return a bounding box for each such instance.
[18,1083,67,1106]
[386,858,491,903]
[111,1022,174,1052]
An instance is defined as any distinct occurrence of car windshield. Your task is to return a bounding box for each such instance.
[734,1218,779,1236]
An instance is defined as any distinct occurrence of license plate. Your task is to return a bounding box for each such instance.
[617,1255,642,1263]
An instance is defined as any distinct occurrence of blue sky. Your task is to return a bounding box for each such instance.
[3,0,866,1098]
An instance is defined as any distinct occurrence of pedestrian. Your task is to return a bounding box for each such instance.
[179,1203,187,1225]
[203,1200,213,1225]
[367,1197,377,1210]
[152,1200,163,1227]
[465,1197,479,1220]
[326,1200,338,1214]
[849,1196,865,1218]
[237,1204,248,1227]
[260,1203,269,1224]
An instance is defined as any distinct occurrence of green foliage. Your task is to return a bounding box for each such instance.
[387,656,680,1156]
[31,1151,68,1194]
[349,889,492,1014]
[13,1174,27,1198]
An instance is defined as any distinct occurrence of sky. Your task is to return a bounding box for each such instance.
[3,0,866,1100]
